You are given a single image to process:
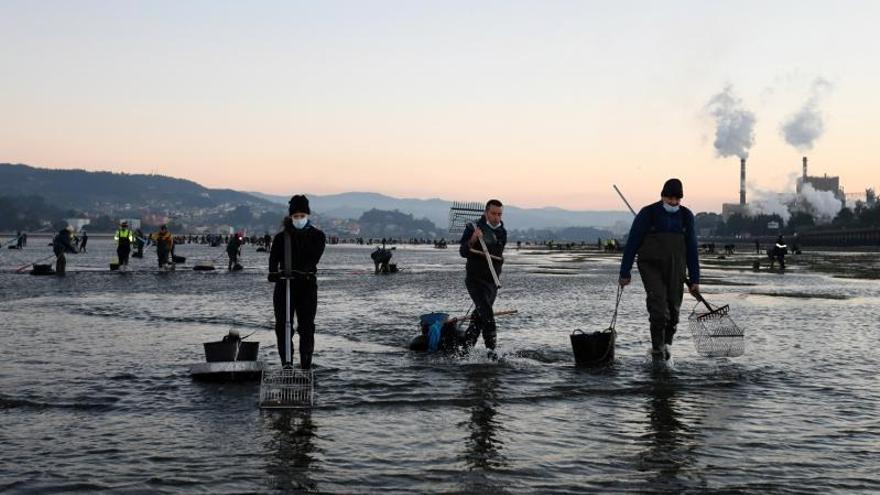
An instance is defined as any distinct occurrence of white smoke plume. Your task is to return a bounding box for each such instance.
[706,85,756,159]
[780,78,833,151]
[747,190,792,223]
[746,174,841,224]
[794,183,842,223]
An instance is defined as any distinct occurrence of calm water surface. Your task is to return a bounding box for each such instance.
[1,240,878,493]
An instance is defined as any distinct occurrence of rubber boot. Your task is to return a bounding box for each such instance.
[483,320,497,351]
[463,318,482,349]
[650,323,670,361]
[664,323,677,346]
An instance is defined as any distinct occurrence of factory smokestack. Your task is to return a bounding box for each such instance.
[740,157,746,205]
[803,156,808,180]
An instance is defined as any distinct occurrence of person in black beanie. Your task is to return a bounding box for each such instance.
[268,194,326,369]
[618,178,701,361]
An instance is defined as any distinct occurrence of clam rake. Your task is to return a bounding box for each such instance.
[687,296,745,358]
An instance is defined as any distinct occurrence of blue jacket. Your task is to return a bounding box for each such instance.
[619,202,700,284]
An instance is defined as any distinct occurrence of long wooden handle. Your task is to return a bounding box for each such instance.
[470,222,501,288]
[15,254,56,273]
[448,309,517,324]
[469,248,503,261]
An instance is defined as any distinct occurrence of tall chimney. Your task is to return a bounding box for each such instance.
[803,156,808,180]
[740,157,746,205]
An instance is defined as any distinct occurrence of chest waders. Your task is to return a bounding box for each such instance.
[636,231,687,354]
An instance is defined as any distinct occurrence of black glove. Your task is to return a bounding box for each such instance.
[268,273,279,283]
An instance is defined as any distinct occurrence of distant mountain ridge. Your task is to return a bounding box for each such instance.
[251,191,632,230]
[0,163,630,234]
[0,163,277,212]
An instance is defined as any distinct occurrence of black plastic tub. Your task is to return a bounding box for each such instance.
[570,329,615,367]
[203,341,259,362]
[30,264,55,276]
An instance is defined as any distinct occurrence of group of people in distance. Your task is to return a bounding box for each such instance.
[273,178,701,369]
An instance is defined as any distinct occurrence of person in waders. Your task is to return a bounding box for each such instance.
[268,195,326,369]
[134,228,145,258]
[79,229,88,253]
[769,235,788,271]
[619,179,700,361]
[114,222,134,271]
[156,225,174,269]
[227,232,243,270]
[459,199,507,361]
[52,226,78,276]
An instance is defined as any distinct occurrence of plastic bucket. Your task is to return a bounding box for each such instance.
[570,329,615,367]
[203,341,260,362]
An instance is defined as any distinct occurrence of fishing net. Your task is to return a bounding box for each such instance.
[687,299,745,358]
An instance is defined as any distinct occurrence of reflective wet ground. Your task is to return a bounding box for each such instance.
[1,240,878,493]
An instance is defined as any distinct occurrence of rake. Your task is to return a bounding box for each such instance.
[448,201,501,288]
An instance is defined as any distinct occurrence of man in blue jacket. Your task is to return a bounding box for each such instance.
[459,199,506,360]
[619,179,700,361]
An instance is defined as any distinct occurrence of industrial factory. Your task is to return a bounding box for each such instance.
[721,156,861,222]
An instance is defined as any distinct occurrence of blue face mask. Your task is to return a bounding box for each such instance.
[662,203,680,213]
[292,216,309,230]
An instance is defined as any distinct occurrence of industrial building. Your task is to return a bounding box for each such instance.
[797,156,845,205]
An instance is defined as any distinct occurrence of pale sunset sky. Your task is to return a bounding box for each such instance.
[1,0,877,212]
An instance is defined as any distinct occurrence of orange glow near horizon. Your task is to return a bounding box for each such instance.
[1,2,877,213]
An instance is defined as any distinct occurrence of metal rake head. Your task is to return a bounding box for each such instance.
[259,368,314,409]
[448,201,484,235]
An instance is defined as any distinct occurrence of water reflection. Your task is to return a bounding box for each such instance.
[456,365,510,493]
[264,411,319,493]
[637,372,697,492]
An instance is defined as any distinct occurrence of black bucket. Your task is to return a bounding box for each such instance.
[570,329,615,367]
[203,341,259,362]
[31,264,55,276]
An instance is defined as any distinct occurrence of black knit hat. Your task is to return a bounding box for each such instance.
[288,195,310,215]
[661,178,683,198]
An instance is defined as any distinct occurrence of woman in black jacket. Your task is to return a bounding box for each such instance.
[268,195,326,369]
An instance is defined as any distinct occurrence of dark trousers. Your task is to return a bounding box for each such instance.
[228,252,238,270]
[117,245,130,266]
[465,276,498,350]
[80,239,87,253]
[55,253,66,276]
[157,248,170,267]
[637,233,687,352]
[273,279,318,368]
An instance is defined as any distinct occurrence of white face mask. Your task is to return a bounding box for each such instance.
[291,216,309,229]
[662,203,680,213]
[488,221,501,229]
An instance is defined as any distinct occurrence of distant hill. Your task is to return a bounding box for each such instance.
[0,163,275,212]
[251,191,632,230]
[357,209,445,239]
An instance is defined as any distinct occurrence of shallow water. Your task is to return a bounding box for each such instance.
[1,240,878,493]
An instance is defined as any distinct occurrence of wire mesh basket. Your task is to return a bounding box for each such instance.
[687,299,745,358]
[259,368,314,409]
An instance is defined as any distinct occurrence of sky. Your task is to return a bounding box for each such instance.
[1,0,878,212]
